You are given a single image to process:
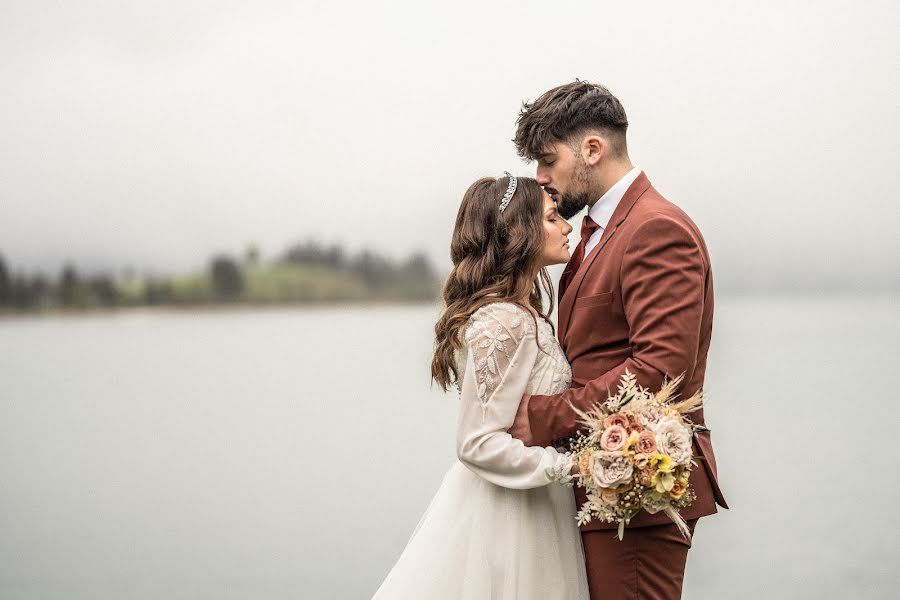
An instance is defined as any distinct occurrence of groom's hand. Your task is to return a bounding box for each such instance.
[508,395,535,446]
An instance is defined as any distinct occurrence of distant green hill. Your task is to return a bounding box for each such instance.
[0,244,442,313]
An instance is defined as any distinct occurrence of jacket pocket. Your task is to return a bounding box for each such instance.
[574,291,613,309]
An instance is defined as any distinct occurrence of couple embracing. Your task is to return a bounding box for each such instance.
[373,81,728,600]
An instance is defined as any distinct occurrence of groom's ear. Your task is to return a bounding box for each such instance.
[581,135,607,166]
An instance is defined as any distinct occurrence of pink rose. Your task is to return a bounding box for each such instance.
[603,413,630,431]
[636,430,657,455]
[600,425,629,452]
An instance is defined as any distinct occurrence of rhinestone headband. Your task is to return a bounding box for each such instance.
[498,171,518,213]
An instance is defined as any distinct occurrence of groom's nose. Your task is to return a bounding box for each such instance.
[535,168,551,186]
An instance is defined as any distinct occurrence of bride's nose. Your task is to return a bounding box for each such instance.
[563,220,573,235]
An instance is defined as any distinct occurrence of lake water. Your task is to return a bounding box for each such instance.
[1,295,897,599]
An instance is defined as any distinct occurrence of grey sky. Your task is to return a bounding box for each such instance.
[1,0,898,291]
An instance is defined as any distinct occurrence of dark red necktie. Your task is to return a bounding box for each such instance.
[559,215,600,302]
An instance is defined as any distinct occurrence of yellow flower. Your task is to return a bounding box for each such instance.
[652,470,676,493]
[623,431,641,452]
[649,453,677,493]
[651,453,675,473]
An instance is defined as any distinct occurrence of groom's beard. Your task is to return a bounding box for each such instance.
[555,160,595,219]
[557,191,591,219]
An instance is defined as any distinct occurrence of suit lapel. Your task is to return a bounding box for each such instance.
[558,172,652,343]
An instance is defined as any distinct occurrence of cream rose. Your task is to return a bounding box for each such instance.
[599,488,619,505]
[600,425,629,452]
[589,452,634,489]
[638,407,664,429]
[653,419,693,465]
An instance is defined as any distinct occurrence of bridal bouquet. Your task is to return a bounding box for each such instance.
[568,371,704,540]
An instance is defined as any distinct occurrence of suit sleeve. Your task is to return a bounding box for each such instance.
[526,215,708,447]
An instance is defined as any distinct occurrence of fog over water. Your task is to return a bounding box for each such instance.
[1,1,898,291]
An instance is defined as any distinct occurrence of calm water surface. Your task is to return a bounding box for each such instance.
[1,295,897,599]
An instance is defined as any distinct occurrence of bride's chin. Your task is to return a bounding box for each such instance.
[537,253,570,269]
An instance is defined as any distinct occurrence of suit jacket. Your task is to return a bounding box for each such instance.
[527,172,728,531]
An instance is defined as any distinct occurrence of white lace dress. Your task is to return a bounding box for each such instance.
[372,303,590,600]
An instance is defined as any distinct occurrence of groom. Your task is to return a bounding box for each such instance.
[508,81,728,599]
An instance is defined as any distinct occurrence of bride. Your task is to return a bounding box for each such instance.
[372,173,590,599]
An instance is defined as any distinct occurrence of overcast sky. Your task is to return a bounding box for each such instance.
[1,0,898,291]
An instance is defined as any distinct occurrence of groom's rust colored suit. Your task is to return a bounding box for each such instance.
[524,172,728,599]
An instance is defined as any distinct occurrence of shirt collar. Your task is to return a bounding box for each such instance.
[587,166,642,230]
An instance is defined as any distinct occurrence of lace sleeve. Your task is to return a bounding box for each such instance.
[455,303,573,489]
[464,303,535,414]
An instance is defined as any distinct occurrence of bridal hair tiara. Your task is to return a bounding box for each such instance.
[498,172,518,213]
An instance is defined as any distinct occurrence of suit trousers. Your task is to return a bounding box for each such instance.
[581,518,699,600]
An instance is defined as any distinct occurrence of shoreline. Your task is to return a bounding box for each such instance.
[0,299,441,320]
[0,290,896,321]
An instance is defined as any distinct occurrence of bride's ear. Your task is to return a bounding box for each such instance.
[582,135,606,166]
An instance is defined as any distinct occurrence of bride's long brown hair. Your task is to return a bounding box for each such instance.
[432,175,556,391]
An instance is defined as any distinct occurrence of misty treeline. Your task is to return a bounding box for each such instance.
[0,241,441,313]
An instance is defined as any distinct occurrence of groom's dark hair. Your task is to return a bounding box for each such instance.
[514,80,629,161]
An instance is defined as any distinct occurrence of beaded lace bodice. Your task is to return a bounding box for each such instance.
[455,302,572,405]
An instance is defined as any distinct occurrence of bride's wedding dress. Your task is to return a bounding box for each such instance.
[372,302,590,600]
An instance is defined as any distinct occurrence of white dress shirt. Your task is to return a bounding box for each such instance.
[584,166,642,257]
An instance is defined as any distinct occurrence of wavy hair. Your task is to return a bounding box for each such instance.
[514,80,629,160]
[431,175,555,391]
